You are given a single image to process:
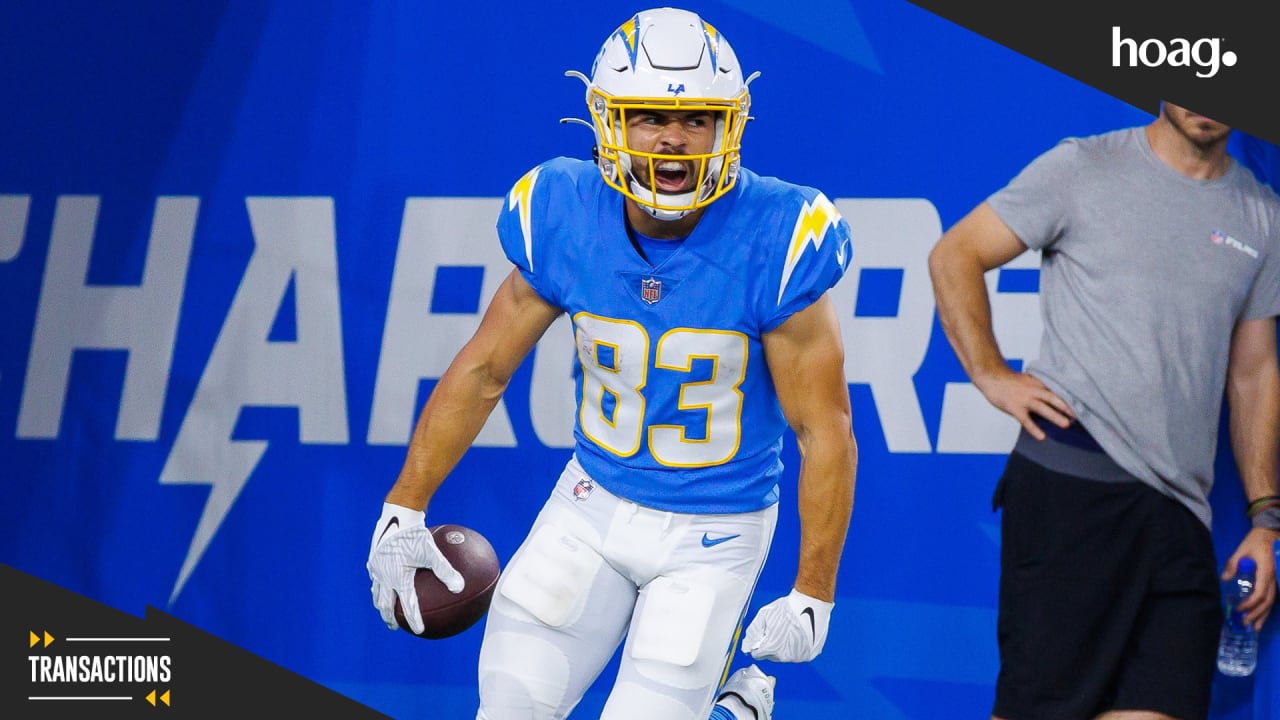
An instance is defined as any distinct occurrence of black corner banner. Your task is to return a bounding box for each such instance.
[906,0,1280,148]
[4,564,390,720]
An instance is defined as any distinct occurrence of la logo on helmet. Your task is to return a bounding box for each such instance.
[667,83,685,95]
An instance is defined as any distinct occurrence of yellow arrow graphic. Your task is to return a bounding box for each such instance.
[29,631,37,648]
[29,631,54,648]
[146,690,156,707]
[44,631,53,647]
[160,689,171,706]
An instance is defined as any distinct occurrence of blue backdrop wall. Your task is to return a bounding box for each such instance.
[1,1,1275,718]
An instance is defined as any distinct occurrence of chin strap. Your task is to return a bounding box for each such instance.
[627,177,698,221]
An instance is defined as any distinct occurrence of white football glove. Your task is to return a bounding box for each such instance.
[741,588,834,663]
[367,502,465,635]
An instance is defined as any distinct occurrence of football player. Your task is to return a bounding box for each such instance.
[368,8,858,719]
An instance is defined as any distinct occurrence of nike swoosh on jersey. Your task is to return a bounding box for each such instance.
[377,516,400,545]
[801,606,816,641]
[701,532,741,548]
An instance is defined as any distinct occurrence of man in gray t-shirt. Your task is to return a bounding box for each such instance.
[929,102,1280,720]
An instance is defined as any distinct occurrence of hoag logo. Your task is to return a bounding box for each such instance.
[1112,27,1237,78]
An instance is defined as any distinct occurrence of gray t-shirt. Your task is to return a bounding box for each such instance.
[989,126,1280,528]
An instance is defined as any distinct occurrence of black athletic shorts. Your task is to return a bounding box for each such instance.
[991,449,1221,720]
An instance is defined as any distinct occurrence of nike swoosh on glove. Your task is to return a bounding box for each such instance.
[367,502,465,635]
[741,588,834,662]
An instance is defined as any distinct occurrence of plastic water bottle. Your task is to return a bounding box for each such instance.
[1217,556,1257,677]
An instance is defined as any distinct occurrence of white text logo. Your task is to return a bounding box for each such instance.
[1112,27,1237,78]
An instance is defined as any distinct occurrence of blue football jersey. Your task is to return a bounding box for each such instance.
[497,157,851,513]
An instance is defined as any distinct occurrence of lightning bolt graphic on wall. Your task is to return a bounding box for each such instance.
[160,198,349,605]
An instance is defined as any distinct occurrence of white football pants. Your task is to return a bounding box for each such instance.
[476,455,777,720]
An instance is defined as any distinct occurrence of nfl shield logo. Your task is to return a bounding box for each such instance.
[573,477,594,501]
[641,277,662,304]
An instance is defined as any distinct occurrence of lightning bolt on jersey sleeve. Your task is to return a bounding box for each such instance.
[495,158,588,310]
[762,188,853,332]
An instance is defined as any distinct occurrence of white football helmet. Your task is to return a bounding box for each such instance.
[568,8,755,221]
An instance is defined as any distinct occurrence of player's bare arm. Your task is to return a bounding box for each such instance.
[1224,315,1280,629]
[763,293,857,602]
[928,201,1073,438]
[387,269,561,511]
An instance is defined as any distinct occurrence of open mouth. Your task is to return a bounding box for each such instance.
[651,160,692,193]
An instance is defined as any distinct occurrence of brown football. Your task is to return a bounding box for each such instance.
[393,524,501,639]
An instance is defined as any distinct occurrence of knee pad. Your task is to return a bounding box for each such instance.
[477,631,570,719]
[497,523,603,628]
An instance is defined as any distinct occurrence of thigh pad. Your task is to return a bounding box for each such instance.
[498,523,603,628]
